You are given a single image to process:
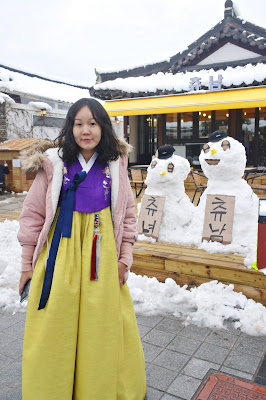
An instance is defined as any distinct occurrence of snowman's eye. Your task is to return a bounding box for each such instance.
[203,144,210,153]
[221,140,230,151]
[151,160,157,169]
[168,163,174,173]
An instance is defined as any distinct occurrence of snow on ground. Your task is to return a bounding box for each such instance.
[0,197,16,204]
[0,220,265,336]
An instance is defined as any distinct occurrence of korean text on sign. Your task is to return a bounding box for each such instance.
[137,194,165,240]
[202,194,235,245]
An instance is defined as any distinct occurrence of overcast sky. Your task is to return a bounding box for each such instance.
[1,0,266,86]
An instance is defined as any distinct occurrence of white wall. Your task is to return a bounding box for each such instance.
[197,43,260,65]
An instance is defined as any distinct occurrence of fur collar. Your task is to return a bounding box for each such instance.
[20,137,131,173]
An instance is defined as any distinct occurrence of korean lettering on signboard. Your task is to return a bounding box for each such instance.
[137,194,165,240]
[202,194,235,244]
[189,75,223,91]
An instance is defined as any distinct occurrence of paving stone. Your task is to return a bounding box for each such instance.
[220,366,253,380]
[233,335,266,357]
[161,395,184,400]
[0,333,17,349]
[0,360,22,387]
[179,325,211,341]
[155,318,184,334]
[0,339,23,360]
[137,315,164,328]
[205,330,237,349]
[11,313,26,322]
[182,357,219,379]
[142,342,163,363]
[0,316,18,332]
[167,335,201,356]
[254,376,266,386]
[224,351,261,374]
[142,329,177,348]
[0,384,9,397]
[256,358,266,378]
[145,386,163,400]
[2,321,25,339]
[0,354,13,370]
[146,364,177,392]
[153,349,189,372]
[0,384,21,400]
[166,374,201,400]
[138,324,152,338]
[194,342,230,364]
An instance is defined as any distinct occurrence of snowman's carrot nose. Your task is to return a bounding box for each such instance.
[160,170,167,175]
[210,148,217,155]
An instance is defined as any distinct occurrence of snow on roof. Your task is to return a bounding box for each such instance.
[0,92,15,105]
[93,63,266,94]
[0,66,90,104]
[28,101,52,111]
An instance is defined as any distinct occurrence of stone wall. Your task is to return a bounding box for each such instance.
[0,104,7,142]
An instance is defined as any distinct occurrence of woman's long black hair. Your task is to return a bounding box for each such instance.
[57,98,122,165]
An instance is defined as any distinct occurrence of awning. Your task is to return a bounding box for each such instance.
[104,86,266,116]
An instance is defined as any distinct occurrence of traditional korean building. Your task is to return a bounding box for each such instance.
[90,0,266,167]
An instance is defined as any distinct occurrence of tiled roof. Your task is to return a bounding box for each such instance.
[90,62,266,100]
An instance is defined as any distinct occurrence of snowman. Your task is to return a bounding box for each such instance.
[140,145,195,243]
[190,130,258,265]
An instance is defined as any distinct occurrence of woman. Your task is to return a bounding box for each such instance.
[18,98,146,400]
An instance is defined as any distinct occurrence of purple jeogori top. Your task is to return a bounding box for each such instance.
[60,158,111,213]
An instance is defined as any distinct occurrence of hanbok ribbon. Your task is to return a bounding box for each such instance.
[91,213,101,281]
[38,171,87,310]
[90,234,101,281]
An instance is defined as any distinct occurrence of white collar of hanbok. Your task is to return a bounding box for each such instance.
[78,152,98,173]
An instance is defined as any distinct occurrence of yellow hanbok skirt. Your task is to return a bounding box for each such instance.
[22,207,146,400]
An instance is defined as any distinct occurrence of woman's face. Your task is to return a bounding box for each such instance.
[73,105,102,162]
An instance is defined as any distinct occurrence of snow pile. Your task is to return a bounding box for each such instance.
[0,220,25,313]
[0,91,15,105]
[94,63,266,94]
[128,273,266,336]
[0,66,90,103]
[28,101,53,111]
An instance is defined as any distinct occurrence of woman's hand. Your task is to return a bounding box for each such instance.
[19,270,33,295]
[118,261,127,287]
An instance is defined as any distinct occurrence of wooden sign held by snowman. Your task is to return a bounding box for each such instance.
[138,145,195,243]
[190,130,259,263]
[202,194,235,244]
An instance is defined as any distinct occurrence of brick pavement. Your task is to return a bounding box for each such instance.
[0,193,265,399]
